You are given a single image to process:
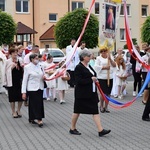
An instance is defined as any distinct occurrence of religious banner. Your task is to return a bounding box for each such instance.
[99,0,121,50]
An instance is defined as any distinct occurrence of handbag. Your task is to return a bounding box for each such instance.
[40,65,47,88]
[43,81,47,88]
[61,72,70,81]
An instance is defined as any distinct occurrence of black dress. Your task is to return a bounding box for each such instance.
[8,61,23,102]
[74,62,99,114]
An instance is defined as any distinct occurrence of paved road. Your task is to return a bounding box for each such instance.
[0,82,149,150]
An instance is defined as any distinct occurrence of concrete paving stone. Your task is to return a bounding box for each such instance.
[0,82,150,150]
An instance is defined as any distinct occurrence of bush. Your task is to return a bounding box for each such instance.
[54,8,99,49]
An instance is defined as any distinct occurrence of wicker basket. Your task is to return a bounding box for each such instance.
[61,72,70,81]
[120,76,127,81]
[61,76,70,81]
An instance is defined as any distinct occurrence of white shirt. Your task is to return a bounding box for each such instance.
[22,63,44,93]
[24,52,32,65]
[94,55,115,79]
[141,54,149,72]
[66,45,79,71]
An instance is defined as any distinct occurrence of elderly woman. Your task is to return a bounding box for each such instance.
[3,47,23,118]
[94,48,116,113]
[22,53,45,127]
[69,50,111,137]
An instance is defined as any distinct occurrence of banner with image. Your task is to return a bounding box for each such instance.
[99,0,121,50]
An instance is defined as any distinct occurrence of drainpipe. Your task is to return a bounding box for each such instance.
[32,0,35,44]
[68,0,70,12]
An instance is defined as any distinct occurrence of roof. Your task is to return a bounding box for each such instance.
[16,22,37,34]
[39,25,55,41]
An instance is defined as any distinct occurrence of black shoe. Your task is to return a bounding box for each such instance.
[54,98,57,101]
[142,101,146,105]
[29,120,38,124]
[38,123,43,127]
[105,109,110,113]
[69,129,81,135]
[16,111,22,118]
[142,118,150,121]
[99,129,111,137]
[100,108,105,113]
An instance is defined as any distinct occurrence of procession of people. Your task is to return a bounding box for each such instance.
[0,40,150,138]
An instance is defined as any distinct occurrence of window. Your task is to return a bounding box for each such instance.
[120,4,131,16]
[0,0,5,11]
[49,13,57,22]
[120,29,126,41]
[142,5,148,17]
[72,2,84,11]
[23,34,30,41]
[16,0,29,13]
[95,2,99,14]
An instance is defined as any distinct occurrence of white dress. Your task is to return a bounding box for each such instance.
[57,69,68,90]
[43,61,56,88]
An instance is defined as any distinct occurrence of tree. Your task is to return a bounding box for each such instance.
[0,10,16,45]
[141,16,150,45]
[54,8,99,49]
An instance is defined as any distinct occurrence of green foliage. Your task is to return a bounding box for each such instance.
[141,16,150,45]
[54,8,99,49]
[123,38,138,49]
[0,10,16,45]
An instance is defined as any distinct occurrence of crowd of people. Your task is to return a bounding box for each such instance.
[0,40,150,137]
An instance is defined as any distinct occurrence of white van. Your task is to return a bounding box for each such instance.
[40,48,65,63]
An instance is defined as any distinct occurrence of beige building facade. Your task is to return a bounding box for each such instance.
[0,0,150,49]
[1,0,84,48]
[85,0,150,49]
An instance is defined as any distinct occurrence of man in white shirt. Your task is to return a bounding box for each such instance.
[24,45,39,65]
[66,39,79,87]
[77,41,88,54]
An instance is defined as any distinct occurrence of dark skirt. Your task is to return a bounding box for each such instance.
[28,90,45,120]
[74,92,99,114]
[98,79,113,95]
[7,86,22,102]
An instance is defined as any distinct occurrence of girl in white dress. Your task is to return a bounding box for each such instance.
[44,54,57,101]
[57,61,69,104]
[115,56,127,99]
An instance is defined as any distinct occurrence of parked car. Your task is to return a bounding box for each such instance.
[40,48,65,63]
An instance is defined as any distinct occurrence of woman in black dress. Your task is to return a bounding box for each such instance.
[4,48,23,118]
[69,50,111,137]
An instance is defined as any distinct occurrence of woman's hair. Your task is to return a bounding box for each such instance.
[17,45,24,49]
[9,47,18,55]
[59,61,65,68]
[79,50,92,61]
[38,54,43,59]
[99,47,108,53]
[29,53,38,62]
[47,54,53,60]
[115,55,126,70]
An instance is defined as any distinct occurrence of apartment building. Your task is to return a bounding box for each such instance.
[0,0,84,48]
[85,0,150,49]
[0,0,149,49]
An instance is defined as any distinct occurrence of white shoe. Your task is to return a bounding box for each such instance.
[133,91,136,97]
[47,98,50,101]
[118,95,123,100]
[60,100,63,104]
[114,95,118,98]
[62,100,66,103]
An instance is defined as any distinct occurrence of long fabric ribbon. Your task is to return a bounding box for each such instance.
[44,0,96,81]
[96,71,150,109]
[124,1,149,70]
